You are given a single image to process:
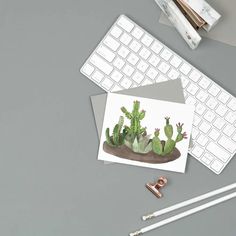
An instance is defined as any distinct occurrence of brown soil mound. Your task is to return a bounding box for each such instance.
[103,142,181,164]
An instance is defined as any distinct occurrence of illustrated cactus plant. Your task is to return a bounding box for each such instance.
[152,117,187,156]
[104,101,187,162]
[105,116,126,147]
[121,101,146,141]
[124,134,152,154]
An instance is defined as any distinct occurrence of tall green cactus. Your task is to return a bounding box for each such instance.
[105,116,126,147]
[121,101,146,140]
[152,117,187,156]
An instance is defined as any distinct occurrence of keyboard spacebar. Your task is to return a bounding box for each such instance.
[206,142,230,162]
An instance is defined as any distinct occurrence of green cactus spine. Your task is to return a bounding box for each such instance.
[105,116,125,147]
[152,118,187,156]
[121,100,146,140]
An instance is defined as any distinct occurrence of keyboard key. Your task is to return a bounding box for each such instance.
[215,104,228,117]
[193,115,201,126]
[111,70,123,82]
[92,70,104,82]
[111,84,123,92]
[103,35,120,51]
[213,118,226,130]
[156,74,168,83]
[137,60,149,73]
[151,41,163,54]
[199,77,211,89]
[118,46,130,58]
[120,32,132,45]
[184,92,188,99]
[211,160,224,173]
[201,154,214,165]
[196,90,208,103]
[195,103,206,115]
[191,146,204,158]
[90,54,113,75]
[207,142,230,163]
[110,25,122,38]
[227,98,236,111]
[218,136,236,154]
[209,129,220,141]
[141,34,153,47]
[180,75,189,87]
[208,84,220,96]
[132,71,144,84]
[146,67,158,80]
[199,121,211,133]
[187,83,199,96]
[120,77,132,89]
[129,40,141,52]
[189,70,201,82]
[139,47,151,60]
[148,54,160,67]
[127,53,139,65]
[191,128,199,139]
[206,97,218,109]
[97,45,115,62]
[204,111,215,122]
[117,16,134,32]
[82,63,94,76]
[232,133,236,142]
[197,134,209,146]
[218,92,230,104]
[158,62,170,74]
[141,79,152,86]
[131,83,138,88]
[170,55,182,68]
[160,49,172,61]
[101,78,114,90]
[168,69,180,80]
[113,57,125,69]
[223,125,234,136]
[185,96,197,106]
[180,63,191,75]
[122,64,134,76]
[225,112,236,124]
[131,27,144,39]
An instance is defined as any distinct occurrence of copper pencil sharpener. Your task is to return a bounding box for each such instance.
[146,177,167,198]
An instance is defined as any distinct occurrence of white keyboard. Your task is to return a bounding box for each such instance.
[80,15,236,174]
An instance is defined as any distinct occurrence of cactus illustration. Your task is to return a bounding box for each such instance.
[125,134,152,154]
[152,118,187,156]
[105,116,126,147]
[121,101,146,140]
[104,99,187,160]
[152,129,163,155]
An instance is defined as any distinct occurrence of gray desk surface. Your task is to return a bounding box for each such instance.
[0,0,235,235]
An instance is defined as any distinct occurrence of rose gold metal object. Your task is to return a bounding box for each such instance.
[146,177,167,198]
[174,0,206,29]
